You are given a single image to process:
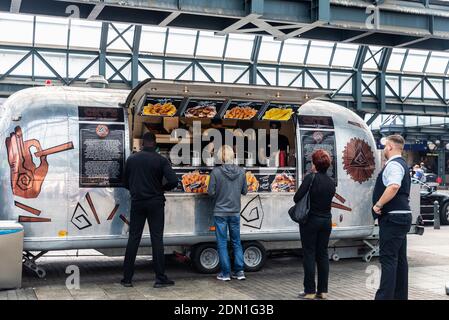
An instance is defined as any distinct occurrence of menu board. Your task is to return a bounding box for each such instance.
[141,97,183,117]
[298,115,334,129]
[301,130,337,181]
[224,100,265,120]
[79,124,125,187]
[262,103,299,121]
[171,167,296,193]
[184,99,224,119]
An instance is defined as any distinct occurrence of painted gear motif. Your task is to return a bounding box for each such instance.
[342,138,375,184]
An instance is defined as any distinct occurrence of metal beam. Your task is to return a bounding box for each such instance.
[159,11,181,27]
[6,0,449,50]
[131,25,142,88]
[10,0,22,13]
[99,22,109,77]
[353,46,368,111]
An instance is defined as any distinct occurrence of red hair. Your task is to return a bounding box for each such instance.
[312,149,331,173]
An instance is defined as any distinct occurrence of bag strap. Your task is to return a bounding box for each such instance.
[307,173,316,192]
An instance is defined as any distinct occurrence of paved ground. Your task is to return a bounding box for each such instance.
[1,226,449,300]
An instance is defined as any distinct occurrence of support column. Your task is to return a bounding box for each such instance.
[438,147,446,186]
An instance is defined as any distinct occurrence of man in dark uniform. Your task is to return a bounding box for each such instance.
[121,132,179,288]
[372,134,412,300]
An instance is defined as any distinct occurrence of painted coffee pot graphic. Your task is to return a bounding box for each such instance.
[5,126,74,199]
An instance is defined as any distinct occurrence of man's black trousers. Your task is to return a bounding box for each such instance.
[123,202,166,282]
[375,213,412,300]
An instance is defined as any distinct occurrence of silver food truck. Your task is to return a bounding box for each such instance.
[0,79,422,277]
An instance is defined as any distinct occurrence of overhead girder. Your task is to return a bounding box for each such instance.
[4,0,449,50]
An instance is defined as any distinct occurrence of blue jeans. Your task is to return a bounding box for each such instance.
[214,215,244,276]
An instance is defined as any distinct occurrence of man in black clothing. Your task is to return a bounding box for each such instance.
[372,134,412,300]
[121,132,178,288]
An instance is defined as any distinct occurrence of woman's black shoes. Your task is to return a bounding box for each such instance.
[154,278,175,288]
[120,279,133,287]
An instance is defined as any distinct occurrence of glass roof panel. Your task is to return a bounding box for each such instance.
[225,34,254,60]
[107,23,134,52]
[387,48,407,71]
[35,16,68,47]
[426,51,449,74]
[403,49,428,72]
[0,13,33,45]
[140,26,166,55]
[0,49,31,75]
[166,28,197,56]
[258,37,282,63]
[306,41,334,65]
[332,43,358,67]
[280,38,308,64]
[196,31,226,58]
[69,19,102,50]
[363,46,382,70]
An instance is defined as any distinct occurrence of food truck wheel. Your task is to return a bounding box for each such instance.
[243,242,267,272]
[331,253,340,262]
[191,244,220,274]
[440,202,449,225]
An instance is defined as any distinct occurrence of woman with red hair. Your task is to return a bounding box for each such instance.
[293,149,336,299]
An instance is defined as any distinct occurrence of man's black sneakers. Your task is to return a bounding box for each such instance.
[153,278,175,288]
[120,279,133,287]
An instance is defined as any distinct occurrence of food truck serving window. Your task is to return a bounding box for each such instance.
[131,96,298,194]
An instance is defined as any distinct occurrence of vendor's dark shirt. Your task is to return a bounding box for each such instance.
[293,172,336,218]
[124,146,178,204]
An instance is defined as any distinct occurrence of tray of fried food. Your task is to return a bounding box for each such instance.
[185,105,217,118]
[246,171,259,192]
[262,108,293,121]
[224,106,258,120]
[142,102,177,116]
[271,173,296,192]
[181,171,210,193]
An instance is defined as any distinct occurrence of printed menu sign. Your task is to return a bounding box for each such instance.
[301,130,337,181]
[298,115,334,129]
[79,124,125,187]
[78,106,124,122]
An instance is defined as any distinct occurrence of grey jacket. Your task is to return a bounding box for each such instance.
[208,164,248,216]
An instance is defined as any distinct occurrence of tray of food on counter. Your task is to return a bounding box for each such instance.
[262,103,300,121]
[181,170,210,193]
[184,99,225,119]
[141,97,183,117]
[223,101,265,120]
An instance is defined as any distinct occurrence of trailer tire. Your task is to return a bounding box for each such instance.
[191,243,220,274]
[243,242,267,272]
[440,202,449,225]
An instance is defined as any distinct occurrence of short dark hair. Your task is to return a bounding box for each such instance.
[143,131,156,145]
[312,149,331,173]
[386,134,405,149]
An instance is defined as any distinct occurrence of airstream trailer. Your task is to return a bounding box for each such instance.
[0,80,421,277]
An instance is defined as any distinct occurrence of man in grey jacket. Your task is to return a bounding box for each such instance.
[208,145,248,281]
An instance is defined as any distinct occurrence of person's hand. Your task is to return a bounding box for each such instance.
[372,204,382,215]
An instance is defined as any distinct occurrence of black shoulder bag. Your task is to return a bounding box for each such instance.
[288,173,315,225]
